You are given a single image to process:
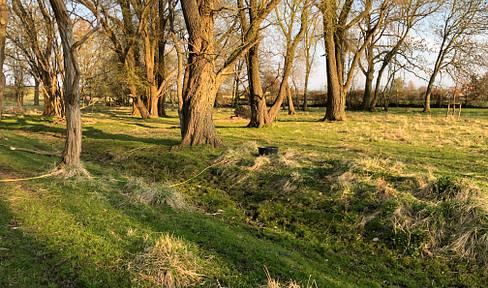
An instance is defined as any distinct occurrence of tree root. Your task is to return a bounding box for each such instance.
[55,163,90,178]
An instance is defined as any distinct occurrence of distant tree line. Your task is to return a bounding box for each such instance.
[0,0,488,168]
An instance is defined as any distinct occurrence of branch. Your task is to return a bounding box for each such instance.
[216,35,263,84]
[0,144,61,157]
[72,2,101,51]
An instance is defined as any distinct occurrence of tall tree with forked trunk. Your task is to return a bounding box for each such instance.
[179,0,277,147]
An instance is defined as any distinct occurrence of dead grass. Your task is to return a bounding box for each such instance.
[264,268,317,288]
[124,178,187,210]
[134,233,204,287]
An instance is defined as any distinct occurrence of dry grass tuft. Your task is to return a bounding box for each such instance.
[278,149,301,169]
[264,268,317,288]
[416,176,482,202]
[388,176,488,263]
[124,178,187,210]
[251,156,271,171]
[217,141,258,165]
[134,234,204,288]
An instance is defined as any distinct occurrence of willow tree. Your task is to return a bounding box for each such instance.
[0,0,8,121]
[179,0,274,147]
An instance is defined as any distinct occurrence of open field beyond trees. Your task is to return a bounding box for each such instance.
[1,99,488,287]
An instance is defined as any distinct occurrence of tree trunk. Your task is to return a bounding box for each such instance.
[322,1,345,121]
[158,93,167,117]
[247,44,267,128]
[303,60,310,111]
[323,39,345,120]
[179,61,223,147]
[180,0,224,147]
[362,63,374,110]
[0,0,7,120]
[34,78,40,106]
[50,0,82,168]
[423,73,437,113]
[16,90,23,112]
[369,64,386,111]
[147,84,159,118]
[287,84,296,115]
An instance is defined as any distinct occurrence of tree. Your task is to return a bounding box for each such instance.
[10,0,64,117]
[264,0,309,124]
[367,0,438,111]
[238,0,282,128]
[178,0,278,146]
[49,0,98,169]
[319,0,388,121]
[0,0,7,120]
[422,0,486,112]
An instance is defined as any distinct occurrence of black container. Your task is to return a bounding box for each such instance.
[258,146,279,155]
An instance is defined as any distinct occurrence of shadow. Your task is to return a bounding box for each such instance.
[83,126,180,147]
[0,194,85,287]
[86,180,346,287]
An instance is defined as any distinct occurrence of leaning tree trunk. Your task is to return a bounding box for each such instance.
[50,0,84,169]
[0,0,7,121]
[423,71,438,113]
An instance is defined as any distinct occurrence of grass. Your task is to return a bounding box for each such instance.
[1,98,488,287]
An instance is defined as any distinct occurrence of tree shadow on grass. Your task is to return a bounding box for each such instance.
[0,194,85,288]
[82,126,179,147]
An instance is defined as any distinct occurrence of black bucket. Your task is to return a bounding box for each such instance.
[258,146,279,156]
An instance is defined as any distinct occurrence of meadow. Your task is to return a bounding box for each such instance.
[1,98,488,287]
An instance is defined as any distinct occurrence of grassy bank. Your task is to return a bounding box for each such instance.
[1,103,488,287]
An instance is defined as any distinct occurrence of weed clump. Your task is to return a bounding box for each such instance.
[366,176,488,264]
[124,178,187,210]
[134,234,204,287]
[417,176,481,202]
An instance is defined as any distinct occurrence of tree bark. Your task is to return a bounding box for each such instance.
[34,78,40,106]
[0,0,7,120]
[361,50,374,110]
[49,0,87,169]
[179,0,224,147]
[323,4,346,121]
[247,44,268,128]
[423,71,438,113]
[303,54,310,111]
[286,84,296,115]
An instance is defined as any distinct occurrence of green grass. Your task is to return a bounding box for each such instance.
[1,101,488,287]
